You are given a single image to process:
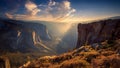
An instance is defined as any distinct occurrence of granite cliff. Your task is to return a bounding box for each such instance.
[0,19,51,53]
[76,19,120,48]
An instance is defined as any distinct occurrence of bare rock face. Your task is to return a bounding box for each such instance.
[0,57,10,68]
[0,19,51,52]
[76,19,120,48]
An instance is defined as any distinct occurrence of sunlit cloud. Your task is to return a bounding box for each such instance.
[1,0,120,23]
[5,0,76,23]
[25,0,41,15]
[63,1,71,9]
[5,13,13,19]
[36,0,76,21]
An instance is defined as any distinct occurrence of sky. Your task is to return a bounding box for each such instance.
[0,0,120,23]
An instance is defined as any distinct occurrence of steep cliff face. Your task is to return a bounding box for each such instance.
[0,19,51,52]
[76,19,120,48]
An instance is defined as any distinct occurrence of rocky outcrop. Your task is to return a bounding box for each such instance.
[20,39,120,68]
[0,57,10,68]
[76,19,120,48]
[0,19,51,52]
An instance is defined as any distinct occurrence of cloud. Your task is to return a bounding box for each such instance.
[5,13,13,19]
[63,1,71,9]
[7,0,76,22]
[48,0,56,6]
[25,0,41,15]
[37,0,76,21]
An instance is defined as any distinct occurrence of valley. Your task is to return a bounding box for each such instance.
[0,18,119,68]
